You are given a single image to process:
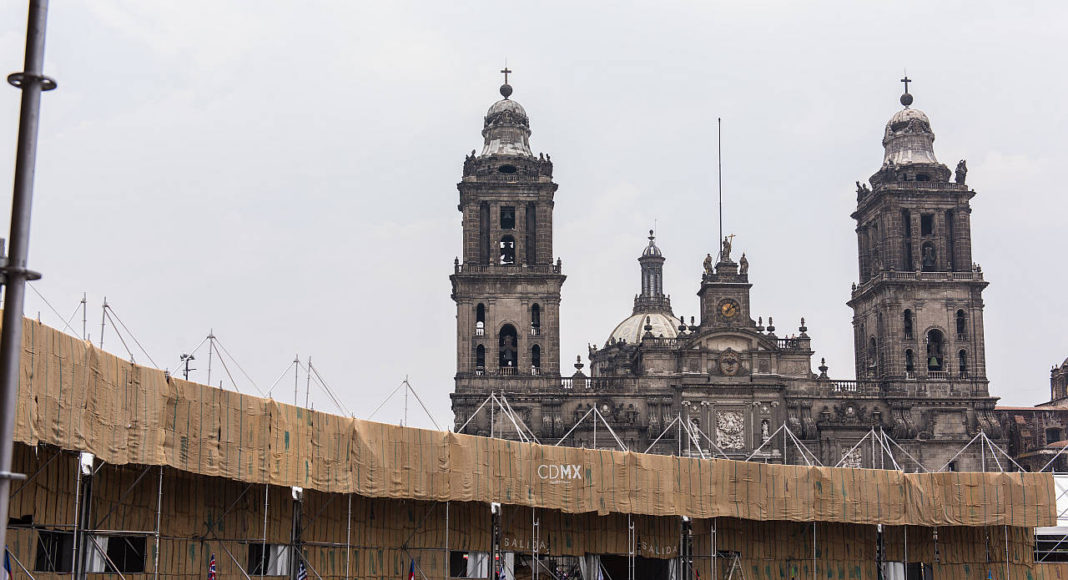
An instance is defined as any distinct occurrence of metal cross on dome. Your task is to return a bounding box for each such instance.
[900,75,912,94]
[500,65,512,84]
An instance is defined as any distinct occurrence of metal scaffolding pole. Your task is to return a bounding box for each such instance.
[153,467,163,580]
[0,0,56,555]
[346,494,352,580]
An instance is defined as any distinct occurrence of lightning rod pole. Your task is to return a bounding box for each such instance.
[0,0,57,556]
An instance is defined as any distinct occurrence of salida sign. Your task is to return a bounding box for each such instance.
[537,464,583,484]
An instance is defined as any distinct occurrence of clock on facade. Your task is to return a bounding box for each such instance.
[719,299,740,319]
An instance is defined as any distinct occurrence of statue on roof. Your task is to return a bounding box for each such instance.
[739,253,749,275]
[703,253,714,276]
[720,234,735,262]
[955,159,967,185]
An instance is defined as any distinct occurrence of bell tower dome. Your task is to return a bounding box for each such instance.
[848,81,990,393]
[450,73,566,431]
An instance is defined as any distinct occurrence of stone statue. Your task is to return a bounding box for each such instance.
[856,181,870,195]
[739,253,749,275]
[922,245,936,270]
[955,159,967,185]
[761,419,770,442]
[720,235,734,262]
[703,253,714,275]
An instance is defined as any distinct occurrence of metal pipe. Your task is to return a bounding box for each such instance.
[0,0,54,557]
[345,494,352,580]
[153,466,163,580]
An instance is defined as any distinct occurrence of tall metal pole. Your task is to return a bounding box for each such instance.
[717,117,722,249]
[0,0,56,556]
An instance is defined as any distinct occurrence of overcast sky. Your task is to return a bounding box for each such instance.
[0,1,1065,429]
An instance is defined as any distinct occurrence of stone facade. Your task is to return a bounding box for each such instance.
[450,82,1034,472]
[998,359,1068,471]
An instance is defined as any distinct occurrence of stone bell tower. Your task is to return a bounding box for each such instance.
[848,80,990,395]
[450,72,565,426]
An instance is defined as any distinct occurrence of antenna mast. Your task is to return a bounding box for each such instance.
[717,117,723,248]
[80,292,86,340]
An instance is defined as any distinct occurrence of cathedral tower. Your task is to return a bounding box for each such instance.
[450,75,565,412]
[848,82,989,392]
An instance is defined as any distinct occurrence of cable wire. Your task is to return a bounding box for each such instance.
[212,335,264,396]
[105,304,160,369]
[26,283,79,336]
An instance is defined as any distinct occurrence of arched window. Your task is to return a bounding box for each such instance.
[478,202,490,265]
[530,304,541,335]
[531,345,541,375]
[475,303,486,336]
[921,242,936,272]
[498,324,518,369]
[903,310,914,340]
[475,345,485,375]
[499,236,516,265]
[926,329,945,371]
[905,349,915,374]
[525,202,537,265]
[958,350,968,378]
[956,310,967,339]
[867,337,878,375]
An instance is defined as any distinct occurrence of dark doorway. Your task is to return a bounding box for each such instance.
[600,555,671,580]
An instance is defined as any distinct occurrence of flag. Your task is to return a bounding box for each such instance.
[208,553,216,580]
[297,560,307,580]
[4,547,12,580]
[407,559,415,580]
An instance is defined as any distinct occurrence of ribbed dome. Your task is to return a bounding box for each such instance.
[641,231,662,257]
[486,98,528,120]
[608,313,679,344]
[882,106,938,166]
[481,96,533,157]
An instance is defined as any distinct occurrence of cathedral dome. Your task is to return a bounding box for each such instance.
[481,84,534,157]
[486,98,528,120]
[881,105,938,166]
[608,312,679,344]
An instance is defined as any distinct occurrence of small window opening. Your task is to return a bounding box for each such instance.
[921,242,936,272]
[475,345,485,375]
[958,350,968,378]
[498,325,518,369]
[903,310,914,341]
[531,345,541,375]
[531,304,541,335]
[920,214,934,236]
[498,164,517,174]
[475,303,486,336]
[499,236,516,265]
[35,531,74,572]
[926,329,945,371]
[868,337,878,373]
[915,173,930,182]
[1047,428,1063,444]
[904,241,914,271]
[902,210,912,238]
[500,206,515,229]
[955,310,966,339]
[905,350,915,374]
[478,202,491,265]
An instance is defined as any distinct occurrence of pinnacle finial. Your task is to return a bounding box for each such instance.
[899,75,913,108]
[500,65,513,99]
